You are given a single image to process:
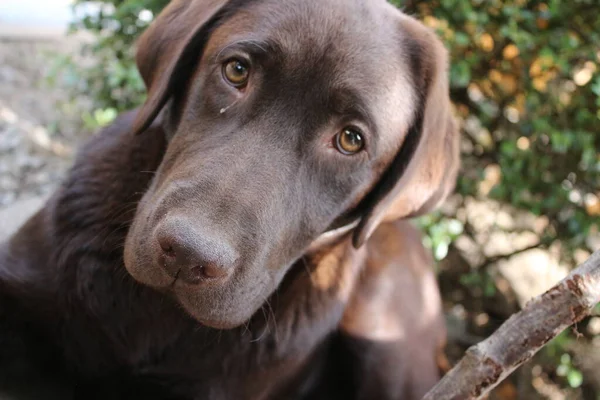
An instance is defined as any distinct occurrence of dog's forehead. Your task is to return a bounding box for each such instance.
[251,1,386,48]
[220,0,397,65]
[205,0,418,140]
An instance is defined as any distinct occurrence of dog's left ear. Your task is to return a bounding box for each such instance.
[352,15,460,248]
[132,0,231,135]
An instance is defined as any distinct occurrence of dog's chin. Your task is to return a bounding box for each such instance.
[122,262,254,329]
[173,287,255,330]
[181,308,245,330]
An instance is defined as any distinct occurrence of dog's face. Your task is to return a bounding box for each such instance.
[124,0,459,329]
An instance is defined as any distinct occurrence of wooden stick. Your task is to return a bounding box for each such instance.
[422,251,600,400]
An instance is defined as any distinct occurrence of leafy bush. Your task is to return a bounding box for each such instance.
[53,0,169,128]
[397,0,600,265]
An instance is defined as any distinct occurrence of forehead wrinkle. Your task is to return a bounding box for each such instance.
[210,0,386,71]
[211,37,282,64]
[253,3,354,63]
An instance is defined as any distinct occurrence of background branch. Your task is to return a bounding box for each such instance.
[423,251,600,400]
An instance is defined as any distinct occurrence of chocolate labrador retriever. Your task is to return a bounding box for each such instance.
[0,0,459,398]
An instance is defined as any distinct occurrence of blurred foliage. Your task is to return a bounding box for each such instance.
[398,0,600,264]
[50,0,169,128]
[417,213,464,261]
[541,330,585,390]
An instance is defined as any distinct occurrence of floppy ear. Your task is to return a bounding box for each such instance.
[352,15,460,248]
[132,0,231,135]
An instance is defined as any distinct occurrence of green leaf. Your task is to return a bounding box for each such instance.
[567,369,583,388]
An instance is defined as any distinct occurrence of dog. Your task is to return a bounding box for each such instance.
[0,0,459,398]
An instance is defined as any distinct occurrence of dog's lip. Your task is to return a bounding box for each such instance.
[170,284,245,330]
[169,270,205,289]
[170,268,182,287]
[196,317,242,330]
[169,268,233,290]
[170,273,204,290]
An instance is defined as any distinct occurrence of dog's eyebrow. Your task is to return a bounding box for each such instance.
[214,38,276,61]
[329,88,378,135]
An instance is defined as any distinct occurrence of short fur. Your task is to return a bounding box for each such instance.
[0,0,459,398]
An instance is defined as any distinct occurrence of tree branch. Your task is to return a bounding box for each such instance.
[422,250,600,400]
[477,238,552,270]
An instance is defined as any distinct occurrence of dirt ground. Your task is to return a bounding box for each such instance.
[0,36,88,209]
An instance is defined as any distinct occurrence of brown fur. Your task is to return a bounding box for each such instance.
[0,0,459,398]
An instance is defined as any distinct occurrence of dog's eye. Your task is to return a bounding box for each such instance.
[335,128,365,155]
[223,59,250,87]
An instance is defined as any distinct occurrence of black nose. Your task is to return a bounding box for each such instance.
[155,218,238,285]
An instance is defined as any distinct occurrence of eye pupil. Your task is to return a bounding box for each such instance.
[233,62,245,73]
[336,128,364,155]
[223,59,249,87]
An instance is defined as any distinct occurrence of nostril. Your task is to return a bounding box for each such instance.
[158,236,177,258]
[155,221,236,285]
[179,264,227,285]
[198,264,228,280]
[188,265,204,280]
[162,244,176,258]
[189,264,227,280]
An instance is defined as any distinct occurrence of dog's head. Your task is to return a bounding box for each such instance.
[124,0,459,328]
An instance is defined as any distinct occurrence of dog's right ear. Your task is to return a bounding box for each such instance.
[351,14,460,248]
[132,0,230,135]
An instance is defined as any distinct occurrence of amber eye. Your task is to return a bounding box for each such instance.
[335,127,365,155]
[223,59,250,87]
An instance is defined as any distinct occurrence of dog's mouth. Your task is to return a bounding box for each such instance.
[169,268,182,287]
[170,276,246,329]
[168,275,272,330]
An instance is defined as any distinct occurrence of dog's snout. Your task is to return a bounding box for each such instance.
[155,218,237,286]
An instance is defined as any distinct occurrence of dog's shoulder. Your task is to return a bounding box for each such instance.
[0,109,179,375]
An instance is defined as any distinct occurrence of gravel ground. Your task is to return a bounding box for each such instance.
[0,37,91,207]
[0,36,91,238]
